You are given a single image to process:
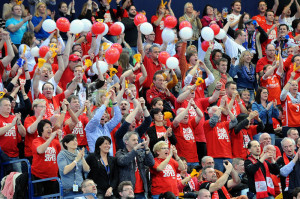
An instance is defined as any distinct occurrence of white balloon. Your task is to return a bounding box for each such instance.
[166,57,179,69]
[179,27,193,40]
[215,29,226,40]
[81,19,92,32]
[140,22,153,35]
[101,23,109,36]
[30,46,40,57]
[201,27,214,41]
[92,61,108,74]
[115,22,125,34]
[162,28,175,43]
[42,19,56,33]
[70,19,84,34]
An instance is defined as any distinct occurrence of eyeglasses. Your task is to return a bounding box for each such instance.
[160,147,169,150]
[37,105,46,108]
[85,183,97,187]
[72,60,80,63]
[43,88,53,91]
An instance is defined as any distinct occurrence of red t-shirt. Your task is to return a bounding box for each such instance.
[143,56,162,89]
[59,67,87,90]
[217,97,244,122]
[64,112,89,147]
[0,114,20,157]
[38,92,65,118]
[272,118,280,129]
[252,15,266,26]
[151,15,166,45]
[260,23,277,56]
[24,116,45,157]
[171,119,198,163]
[204,120,232,159]
[175,98,210,142]
[150,158,179,196]
[260,73,281,103]
[282,95,300,127]
[285,67,300,92]
[31,137,61,178]
[134,158,144,193]
[231,126,258,159]
[256,56,274,73]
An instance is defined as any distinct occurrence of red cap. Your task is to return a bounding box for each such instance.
[69,54,81,62]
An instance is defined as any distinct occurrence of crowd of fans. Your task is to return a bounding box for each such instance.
[1,0,300,198]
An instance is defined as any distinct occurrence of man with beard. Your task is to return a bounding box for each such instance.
[199,162,240,199]
[121,5,138,51]
[118,181,135,199]
[277,137,300,198]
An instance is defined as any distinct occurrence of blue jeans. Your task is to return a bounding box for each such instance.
[0,149,22,173]
[214,158,232,172]
[135,193,146,199]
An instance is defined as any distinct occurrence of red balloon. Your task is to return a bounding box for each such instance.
[109,23,122,36]
[111,43,122,54]
[158,51,171,65]
[105,47,120,64]
[210,24,220,35]
[39,46,49,57]
[92,22,105,35]
[134,14,147,26]
[86,32,92,43]
[201,41,210,52]
[179,21,192,30]
[164,16,177,29]
[56,17,70,32]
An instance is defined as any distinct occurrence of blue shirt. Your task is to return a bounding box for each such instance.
[252,102,279,125]
[32,16,51,39]
[85,105,122,155]
[5,18,28,44]
[229,64,257,90]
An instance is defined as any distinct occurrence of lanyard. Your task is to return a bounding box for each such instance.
[100,157,110,175]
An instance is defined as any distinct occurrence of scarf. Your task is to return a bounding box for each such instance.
[283,152,296,191]
[287,92,300,104]
[61,149,78,162]
[241,65,255,83]
[248,155,275,199]
[184,14,199,40]
[200,181,230,199]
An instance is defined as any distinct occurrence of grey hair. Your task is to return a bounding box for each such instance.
[287,128,298,136]
[259,132,271,143]
[149,44,160,52]
[281,137,296,148]
[202,166,214,176]
[123,131,139,144]
[201,156,213,165]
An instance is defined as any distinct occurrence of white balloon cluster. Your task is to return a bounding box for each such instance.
[70,19,84,34]
[92,61,108,75]
[201,26,226,41]
[42,19,56,33]
[162,28,175,43]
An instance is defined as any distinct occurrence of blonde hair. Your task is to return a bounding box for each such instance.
[41,63,52,71]
[32,99,46,109]
[184,2,193,13]
[153,141,168,155]
[238,51,252,67]
[95,89,107,107]
[34,2,46,17]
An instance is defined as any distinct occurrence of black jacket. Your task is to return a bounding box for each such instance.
[86,153,119,195]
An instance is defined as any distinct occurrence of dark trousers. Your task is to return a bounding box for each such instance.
[196,142,207,164]
[32,174,59,196]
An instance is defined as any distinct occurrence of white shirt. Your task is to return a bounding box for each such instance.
[224,36,246,65]
[227,13,242,30]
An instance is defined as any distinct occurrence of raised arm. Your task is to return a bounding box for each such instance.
[208,162,233,192]
[1,31,15,67]
[137,25,145,59]
[272,0,279,14]
[280,0,294,19]
[173,101,191,127]
[53,44,65,83]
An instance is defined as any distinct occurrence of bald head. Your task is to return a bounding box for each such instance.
[259,133,272,146]
[197,189,211,199]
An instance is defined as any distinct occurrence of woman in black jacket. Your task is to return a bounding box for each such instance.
[86,136,118,198]
[147,108,177,154]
